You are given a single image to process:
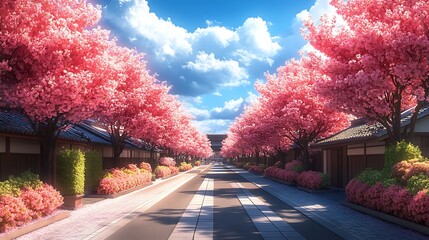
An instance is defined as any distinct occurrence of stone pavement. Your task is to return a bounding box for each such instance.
[17,165,211,240]
[169,177,214,240]
[226,165,428,240]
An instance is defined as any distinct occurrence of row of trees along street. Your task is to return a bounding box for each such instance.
[221,0,429,169]
[0,0,213,183]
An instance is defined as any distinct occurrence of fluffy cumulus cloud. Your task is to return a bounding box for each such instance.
[191,119,231,134]
[99,0,319,133]
[126,0,192,57]
[117,0,282,97]
[183,52,249,87]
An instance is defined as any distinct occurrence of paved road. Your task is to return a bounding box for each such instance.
[17,163,429,240]
[105,164,341,240]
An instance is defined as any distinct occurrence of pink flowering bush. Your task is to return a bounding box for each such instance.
[0,196,31,232]
[139,162,152,173]
[97,164,152,195]
[345,178,429,225]
[179,162,192,172]
[169,165,180,175]
[296,171,329,190]
[234,162,245,168]
[249,164,267,174]
[0,173,63,233]
[265,166,283,179]
[154,166,172,178]
[283,170,299,184]
[408,190,429,226]
[159,157,176,167]
[284,160,304,173]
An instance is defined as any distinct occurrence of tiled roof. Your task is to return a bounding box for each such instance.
[0,110,150,149]
[314,105,429,147]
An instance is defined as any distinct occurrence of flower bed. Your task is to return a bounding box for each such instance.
[97,164,152,195]
[264,162,329,190]
[0,172,63,233]
[154,166,172,178]
[296,171,329,190]
[159,157,176,167]
[179,162,193,172]
[249,164,267,174]
[345,143,429,227]
[169,165,180,175]
[346,179,429,226]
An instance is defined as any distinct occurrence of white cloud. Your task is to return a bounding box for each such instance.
[295,0,346,55]
[212,98,244,113]
[125,1,281,66]
[245,91,259,105]
[237,17,281,57]
[192,119,231,134]
[213,92,222,96]
[296,0,333,23]
[126,0,192,58]
[183,52,250,87]
[192,26,238,48]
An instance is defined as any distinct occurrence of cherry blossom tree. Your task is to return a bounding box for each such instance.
[0,0,115,182]
[303,0,429,143]
[95,44,166,167]
[255,56,349,169]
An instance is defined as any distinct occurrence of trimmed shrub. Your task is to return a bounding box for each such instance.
[249,164,266,174]
[363,182,385,211]
[384,141,422,172]
[297,171,329,190]
[139,162,152,173]
[0,171,42,196]
[56,149,85,196]
[96,165,152,195]
[408,190,429,226]
[159,157,176,167]
[195,160,201,166]
[285,160,304,173]
[84,151,103,193]
[154,166,172,178]
[283,170,299,184]
[392,159,429,186]
[0,195,31,232]
[169,165,180,175]
[406,174,429,194]
[345,179,371,205]
[0,173,63,233]
[234,162,245,168]
[179,162,192,172]
[356,169,385,186]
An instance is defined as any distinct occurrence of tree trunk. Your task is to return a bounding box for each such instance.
[109,127,126,168]
[40,132,58,184]
[301,142,310,170]
[29,117,62,184]
[255,149,260,165]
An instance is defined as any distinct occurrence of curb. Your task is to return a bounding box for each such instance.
[86,182,154,199]
[342,201,429,236]
[0,211,70,240]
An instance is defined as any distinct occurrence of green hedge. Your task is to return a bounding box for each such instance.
[0,171,42,196]
[56,149,85,196]
[384,141,422,172]
[84,151,103,193]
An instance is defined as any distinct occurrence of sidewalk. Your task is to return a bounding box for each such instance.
[17,165,210,240]
[226,165,427,240]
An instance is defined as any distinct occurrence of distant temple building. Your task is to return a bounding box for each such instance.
[206,134,227,161]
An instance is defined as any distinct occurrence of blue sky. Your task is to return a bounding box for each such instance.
[94,0,332,133]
